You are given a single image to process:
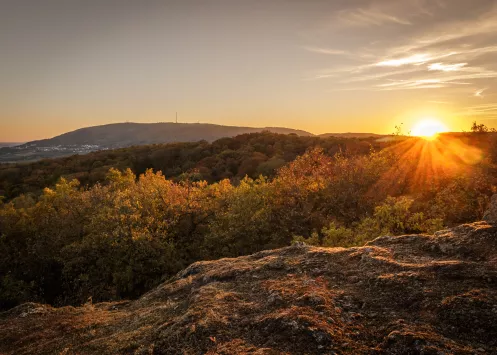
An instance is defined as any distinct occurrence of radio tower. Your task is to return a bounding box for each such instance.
[176,112,178,124]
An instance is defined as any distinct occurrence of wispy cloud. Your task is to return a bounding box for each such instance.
[341,67,423,83]
[474,89,486,98]
[336,8,411,27]
[428,63,467,72]
[310,7,497,83]
[377,78,443,88]
[304,0,497,126]
[376,54,431,67]
[379,8,497,57]
[459,103,497,117]
[375,52,458,67]
[304,47,349,55]
[376,78,472,91]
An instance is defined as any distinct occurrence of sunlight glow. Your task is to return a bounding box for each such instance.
[371,134,483,197]
[411,119,448,139]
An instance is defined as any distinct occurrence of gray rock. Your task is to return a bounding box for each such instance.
[483,194,497,224]
[292,241,307,248]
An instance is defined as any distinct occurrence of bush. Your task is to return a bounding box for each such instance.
[293,196,444,248]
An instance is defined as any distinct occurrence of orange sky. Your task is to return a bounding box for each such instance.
[1,0,497,141]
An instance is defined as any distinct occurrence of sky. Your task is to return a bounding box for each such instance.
[1,0,497,141]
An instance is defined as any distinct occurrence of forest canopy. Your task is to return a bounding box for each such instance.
[1,131,496,310]
[0,132,390,201]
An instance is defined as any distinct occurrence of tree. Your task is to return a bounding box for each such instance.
[471,121,495,133]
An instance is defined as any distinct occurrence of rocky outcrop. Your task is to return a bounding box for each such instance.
[1,222,497,354]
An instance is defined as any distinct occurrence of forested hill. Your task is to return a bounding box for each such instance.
[21,122,314,148]
[0,123,315,163]
[0,132,388,200]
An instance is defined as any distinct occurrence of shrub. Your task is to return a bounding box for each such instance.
[293,196,444,248]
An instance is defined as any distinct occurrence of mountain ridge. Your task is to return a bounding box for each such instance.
[18,122,314,149]
[19,122,388,149]
[1,122,389,163]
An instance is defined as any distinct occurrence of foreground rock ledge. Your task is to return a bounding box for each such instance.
[1,222,497,354]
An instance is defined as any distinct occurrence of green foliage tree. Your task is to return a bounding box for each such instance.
[0,133,496,310]
[0,132,387,201]
[293,196,444,248]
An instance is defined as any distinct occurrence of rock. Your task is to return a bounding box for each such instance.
[267,291,284,306]
[438,242,454,254]
[348,276,360,283]
[292,241,307,248]
[483,194,497,224]
[1,221,497,354]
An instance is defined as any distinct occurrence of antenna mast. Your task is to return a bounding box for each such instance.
[176,112,178,124]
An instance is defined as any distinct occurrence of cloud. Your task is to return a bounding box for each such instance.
[304,0,497,126]
[428,63,467,72]
[429,69,497,82]
[341,67,423,83]
[336,8,411,27]
[304,47,349,55]
[458,103,497,117]
[376,54,432,67]
[378,78,442,87]
[379,7,497,57]
[375,52,458,67]
[375,78,471,91]
[474,89,485,98]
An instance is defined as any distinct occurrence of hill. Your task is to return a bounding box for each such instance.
[1,218,496,354]
[22,123,314,148]
[0,123,313,163]
[0,132,388,200]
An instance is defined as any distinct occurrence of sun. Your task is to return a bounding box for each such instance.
[411,119,448,139]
